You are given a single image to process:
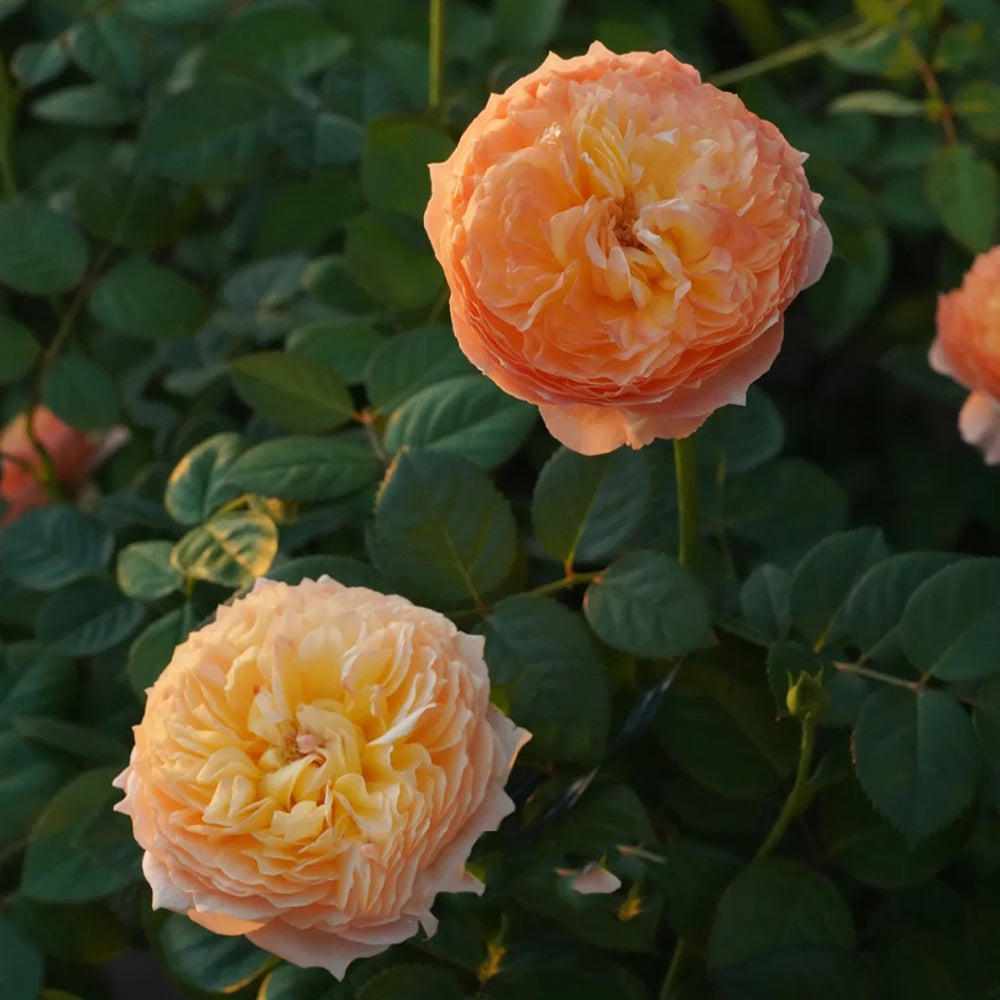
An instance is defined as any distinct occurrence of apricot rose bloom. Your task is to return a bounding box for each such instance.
[929,245,1000,464]
[0,406,118,524]
[113,577,529,977]
[425,42,831,455]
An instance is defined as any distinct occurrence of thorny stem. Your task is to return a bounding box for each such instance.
[835,659,923,691]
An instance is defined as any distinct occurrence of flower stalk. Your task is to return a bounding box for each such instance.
[673,436,699,570]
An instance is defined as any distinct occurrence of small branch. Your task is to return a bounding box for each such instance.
[356,409,390,466]
[527,570,599,599]
[834,659,922,691]
[901,35,957,144]
[710,20,873,88]
[658,940,690,1000]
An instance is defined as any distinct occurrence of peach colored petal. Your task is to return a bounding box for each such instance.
[570,867,622,895]
[425,42,829,454]
[114,577,530,979]
[959,390,1000,465]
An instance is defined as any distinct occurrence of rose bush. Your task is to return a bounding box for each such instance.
[0,2,999,1000]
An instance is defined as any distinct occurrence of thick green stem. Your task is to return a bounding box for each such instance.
[754,717,817,861]
[429,0,445,112]
[673,436,699,570]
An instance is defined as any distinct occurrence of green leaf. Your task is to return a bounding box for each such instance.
[0,913,44,1000]
[345,213,442,311]
[164,432,245,526]
[853,687,979,841]
[819,776,975,889]
[954,80,1000,142]
[70,13,143,90]
[901,558,1000,681]
[805,224,890,348]
[696,387,784,476]
[657,840,743,947]
[43,352,121,430]
[0,315,39,383]
[11,898,129,965]
[37,578,145,655]
[219,436,379,502]
[882,933,968,1000]
[22,767,140,902]
[356,965,465,1000]
[261,555,392,592]
[583,551,714,658]
[712,947,875,1000]
[0,642,75,723]
[972,676,1000,773]
[75,170,186,251]
[90,259,209,341]
[373,450,516,604]
[495,0,566,51]
[925,143,999,253]
[656,656,799,798]
[11,38,70,88]
[231,352,354,433]
[155,914,273,993]
[723,459,847,559]
[127,605,193,696]
[708,859,855,970]
[485,965,642,1000]
[203,3,348,81]
[476,595,610,761]
[361,119,454,218]
[739,564,791,643]
[0,198,88,295]
[789,527,889,647]
[0,731,77,846]
[222,254,307,311]
[532,447,650,567]
[384,375,536,470]
[829,90,925,115]
[138,80,276,184]
[258,965,340,1000]
[0,507,113,591]
[32,84,136,127]
[116,540,183,599]
[122,0,230,23]
[287,320,385,385]
[366,325,472,413]
[840,552,958,662]
[171,511,278,588]
[13,717,127,765]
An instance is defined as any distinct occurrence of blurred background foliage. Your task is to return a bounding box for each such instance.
[2,1,1000,999]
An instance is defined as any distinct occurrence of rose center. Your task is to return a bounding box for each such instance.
[612,191,641,249]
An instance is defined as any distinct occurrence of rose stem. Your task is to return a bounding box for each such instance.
[673,435,699,570]
[429,0,445,114]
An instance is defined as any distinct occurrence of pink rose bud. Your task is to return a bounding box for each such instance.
[113,577,530,978]
[425,41,831,455]
[0,406,123,524]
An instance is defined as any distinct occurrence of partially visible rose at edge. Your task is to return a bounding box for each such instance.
[0,407,123,524]
[929,244,1000,464]
[425,41,831,456]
